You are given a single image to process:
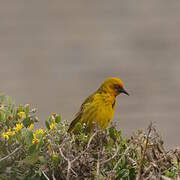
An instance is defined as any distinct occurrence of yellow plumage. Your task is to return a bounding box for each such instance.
[68,77,129,133]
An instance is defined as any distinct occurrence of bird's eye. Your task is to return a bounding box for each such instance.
[114,84,129,95]
[114,84,122,92]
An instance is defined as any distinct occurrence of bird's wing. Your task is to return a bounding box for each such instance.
[67,92,96,133]
[67,112,82,133]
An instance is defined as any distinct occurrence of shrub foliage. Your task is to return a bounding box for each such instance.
[0,95,179,180]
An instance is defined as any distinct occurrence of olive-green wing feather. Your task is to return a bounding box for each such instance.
[67,92,95,133]
[67,112,82,133]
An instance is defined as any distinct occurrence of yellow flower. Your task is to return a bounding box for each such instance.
[14,123,23,132]
[1,128,15,140]
[35,128,46,135]
[32,128,46,144]
[28,123,34,130]
[18,111,26,119]
[50,122,55,130]
[6,129,15,136]
[1,132,9,140]
[32,134,39,144]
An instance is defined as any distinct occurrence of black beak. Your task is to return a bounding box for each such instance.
[114,84,129,96]
[121,88,129,96]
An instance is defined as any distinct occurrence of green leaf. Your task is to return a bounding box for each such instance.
[22,152,39,165]
[39,156,46,164]
[73,122,84,134]
[28,144,37,154]
[55,114,61,123]
[23,117,33,128]
[23,129,33,145]
[24,104,30,116]
[116,169,129,179]
[109,127,117,141]
[45,120,50,130]
[129,168,136,180]
[0,94,5,103]
[0,111,5,123]
[14,111,18,121]
[52,153,60,165]
[37,137,44,150]
[6,96,13,107]
[18,104,23,112]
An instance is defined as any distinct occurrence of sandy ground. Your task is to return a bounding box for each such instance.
[0,1,180,147]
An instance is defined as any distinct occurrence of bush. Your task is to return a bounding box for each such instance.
[0,95,179,180]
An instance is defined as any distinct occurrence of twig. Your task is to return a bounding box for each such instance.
[113,146,131,171]
[59,147,78,179]
[52,171,56,180]
[144,171,154,180]
[71,130,99,163]
[59,147,71,180]
[160,175,172,180]
[88,130,100,147]
[127,156,137,167]
[67,160,71,180]
[59,147,69,162]
[42,170,50,180]
[70,167,78,177]
[142,164,152,177]
[59,130,99,180]
[100,142,119,165]
[0,145,22,162]
[96,152,100,180]
[136,122,153,180]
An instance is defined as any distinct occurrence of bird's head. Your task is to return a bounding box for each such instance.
[99,77,129,97]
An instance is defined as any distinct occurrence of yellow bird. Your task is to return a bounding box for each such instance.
[68,77,129,133]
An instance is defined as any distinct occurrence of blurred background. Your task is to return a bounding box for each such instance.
[0,0,180,147]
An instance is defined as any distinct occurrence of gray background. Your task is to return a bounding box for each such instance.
[0,1,180,147]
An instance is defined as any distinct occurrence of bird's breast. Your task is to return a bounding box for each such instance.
[95,93,116,129]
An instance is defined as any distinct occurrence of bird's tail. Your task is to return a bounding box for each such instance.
[67,115,81,133]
